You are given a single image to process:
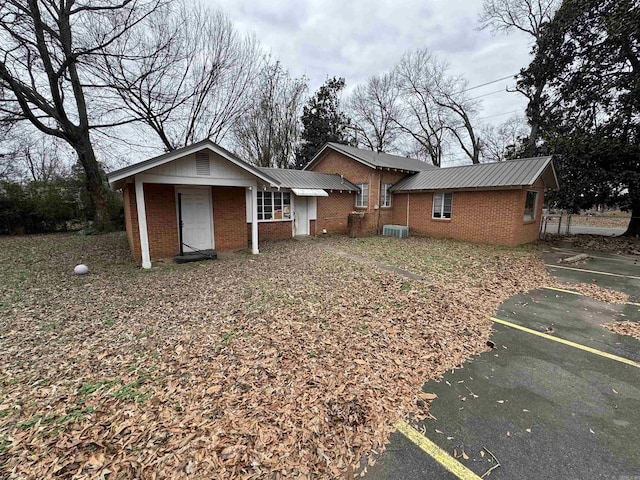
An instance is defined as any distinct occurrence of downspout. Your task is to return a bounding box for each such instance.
[377,169,383,235]
[406,193,410,228]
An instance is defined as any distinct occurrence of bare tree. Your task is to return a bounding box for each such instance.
[434,76,482,164]
[0,122,20,180]
[479,0,559,38]
[233,60,307,168]
[0,125,73,183]
[480,115,529,162]
[0,0,163,229]
[347,73,403,153]
[479,0,560,154]
[96,1,261,151]
[392,48,481,166]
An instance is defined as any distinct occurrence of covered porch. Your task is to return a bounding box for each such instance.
[107,140,279,268]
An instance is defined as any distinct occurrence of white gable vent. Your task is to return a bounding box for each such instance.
[195,151,210,176]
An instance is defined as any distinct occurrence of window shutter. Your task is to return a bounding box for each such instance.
[195,152,210,176]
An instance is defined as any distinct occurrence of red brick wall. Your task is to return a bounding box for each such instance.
[513,178,546,245]
[316,191,356,234]
[123,184,249,263]
[145,184,179,259]
[247,221,293,243]
[123,183,179,261]
[405,187,545,246]
[212,187,248,250]
[310,150,408,235]
[376,170,407,233]
[392,192,409,226]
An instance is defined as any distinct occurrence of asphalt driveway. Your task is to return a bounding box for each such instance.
[364,249,640,479]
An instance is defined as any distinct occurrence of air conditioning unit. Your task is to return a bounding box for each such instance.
[382,225,409,238]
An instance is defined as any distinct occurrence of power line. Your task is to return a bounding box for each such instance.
[478,109,523,120]
[469,87,514,101]
[456,74,517,95]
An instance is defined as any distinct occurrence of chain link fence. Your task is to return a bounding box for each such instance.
[540,214,634,238]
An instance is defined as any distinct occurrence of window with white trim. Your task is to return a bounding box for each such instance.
[257,191,291,221]
[432,192,452,219]
[381,183,392,207]
[355,183,368,208]
[524,190,538,221]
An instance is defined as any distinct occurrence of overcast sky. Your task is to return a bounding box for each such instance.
[209,0,534,125]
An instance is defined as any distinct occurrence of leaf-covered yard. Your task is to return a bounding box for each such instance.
[0,233,611,478]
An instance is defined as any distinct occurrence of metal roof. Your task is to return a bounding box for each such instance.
[390,157,558,192]
[106,139,279,188]
[257,167,359,191]
[306,143,438,172]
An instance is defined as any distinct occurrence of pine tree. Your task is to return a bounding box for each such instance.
[295,78,353,169]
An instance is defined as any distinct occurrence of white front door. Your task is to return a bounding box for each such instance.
[176,187,214,252]
[295,196,309,236]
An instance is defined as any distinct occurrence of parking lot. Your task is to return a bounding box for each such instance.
[365,248,640,479]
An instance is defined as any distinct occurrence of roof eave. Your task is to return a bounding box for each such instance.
[545,160,560,190]
[106,140,280,189]
[391,185,526,193]
[304,143,375,171]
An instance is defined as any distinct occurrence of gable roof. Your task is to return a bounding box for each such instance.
[305,143,438,173]
[106,139,279,189]
[391,156,558,192]
[257,167,359,191]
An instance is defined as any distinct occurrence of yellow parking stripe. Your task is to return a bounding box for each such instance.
[490,317,640,368]
[542,285,640,306]
[545,264,640,280]
[395,420,483,480]
[543,285,583,296]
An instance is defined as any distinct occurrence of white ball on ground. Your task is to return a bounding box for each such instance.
[74,264,89,275]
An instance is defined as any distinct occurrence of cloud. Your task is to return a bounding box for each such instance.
[209,0,535,123]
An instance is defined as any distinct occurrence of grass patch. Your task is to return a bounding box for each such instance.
[18,406,96,431]
[18,416,42,429]
[139,328,155,338]
[0,435,10,454]
[222,330,237,342]
[112,377,152,404]
[77,378,120,396]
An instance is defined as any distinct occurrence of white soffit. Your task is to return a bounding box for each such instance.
[292,188,329,197]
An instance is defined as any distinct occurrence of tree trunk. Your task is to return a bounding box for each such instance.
[623,178,640,236]
[525,82,544,156]
[75,134,112,231]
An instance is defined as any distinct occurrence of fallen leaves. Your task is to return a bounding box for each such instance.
[545,234,640,256]
[569,283,629,304]
[0,233,564,479]
[603,321,640,340]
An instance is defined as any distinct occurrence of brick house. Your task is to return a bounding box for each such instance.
[107,139,358,268]
[107,140,557,268]
[305,143,557,245]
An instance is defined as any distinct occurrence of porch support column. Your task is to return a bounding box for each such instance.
[251,186,259,254]
[134,178,152,269]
